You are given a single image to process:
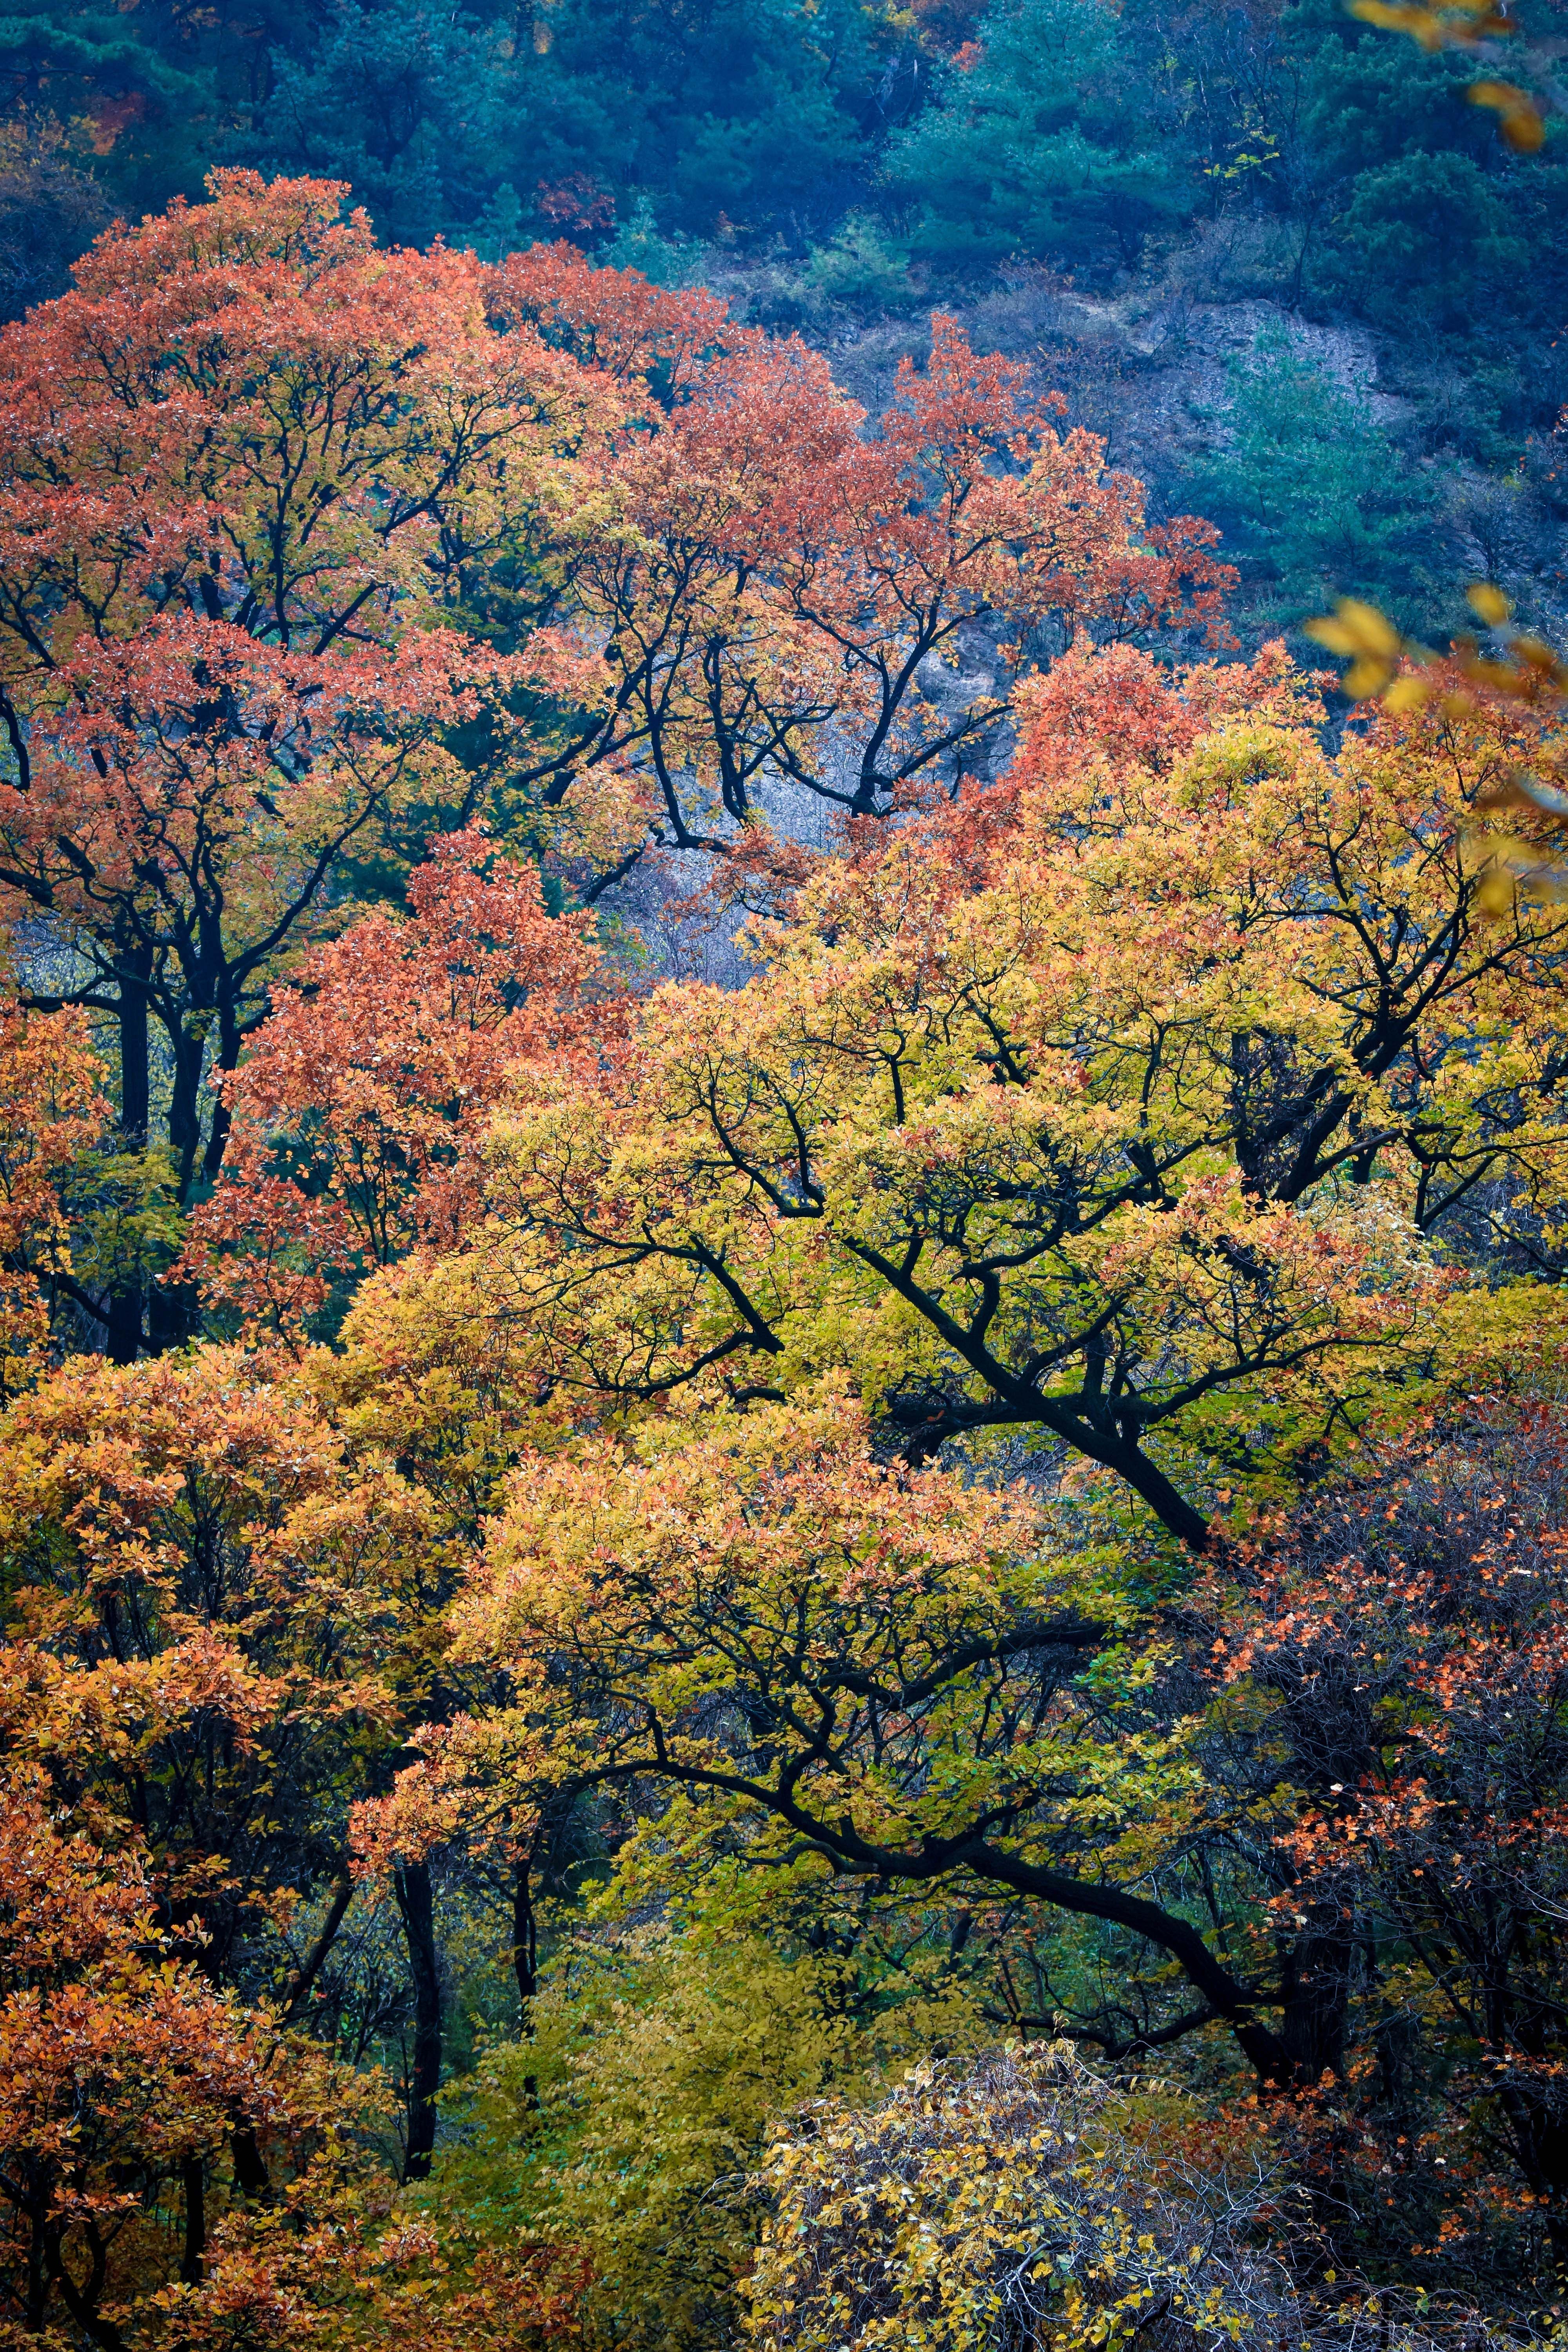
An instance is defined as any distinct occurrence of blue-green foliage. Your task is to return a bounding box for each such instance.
[7,0,1560,315]
[254,0,510,249]
[248,0,884,250]
[1314,149,1537,335]
[0,0,214,218]
[882,0,1189,274]
[1188,328,1446,635]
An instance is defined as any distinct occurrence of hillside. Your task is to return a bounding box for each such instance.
[5,0,1566,649]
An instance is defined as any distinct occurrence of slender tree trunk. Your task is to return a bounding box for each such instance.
[513,1857,538,2010]
[103,937,152,1363]
[148,1014,203,1352]
[117,941,150,1142]
[1275,1925,1358,2271]
[281,1875,354,2022]
[395,1861,443,2182]
[26,2205,46,2328]
[202,998,241,1182]
[513,1855,541,2109]
[180,2154,206,2285]
[166,1019,208,1203]
[1497,2078,1568,2282]
[229,2121,270,2201]
[47,2221,124,2352]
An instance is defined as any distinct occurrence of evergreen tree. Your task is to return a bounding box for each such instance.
[884,0,1189,276]
[254,0,513,248]
[1189,327,1446,635]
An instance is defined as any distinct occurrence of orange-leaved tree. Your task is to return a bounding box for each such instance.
[514,317,1235,856]
[0,999,113,1385]
[182,829,617,1338]
[0,171,621,1230]
[486,238,742,389]
[0,1343,458,2171]
[2,622,521,1200]
[0,1737,370,2347]
[0,1728,591,2349]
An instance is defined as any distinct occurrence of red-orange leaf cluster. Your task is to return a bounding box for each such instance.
[183,830,616,1333]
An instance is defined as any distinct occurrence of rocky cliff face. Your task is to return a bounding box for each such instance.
[701,246,1568,660]
[593,248,1568,982]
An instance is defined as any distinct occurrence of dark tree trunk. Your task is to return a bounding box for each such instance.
[395,1860,443,2182]
[117,946,149,1143]
[26,2205,46,2328]
[180,2153,206,2285]
[513,1855,542,2107]
[104,938,152,1363]
[202,998,241,1182]
[147,1277,197,1354]
[229,2120,270,2201]
[513,1857,538,2009]
[166,1019,207,1203]
[1277,1925,1354,2089]
[102,1285,144,1367]
[281,1875,354,2022]
[1498,2080,1568,2282]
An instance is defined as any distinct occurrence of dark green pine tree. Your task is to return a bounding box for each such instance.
[882,0,1192,278]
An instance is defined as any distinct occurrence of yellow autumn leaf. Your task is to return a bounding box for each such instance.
[1468,80,1546,148]
[1345,655,1397,698]
[1476,863,1519,918]
[1383,674,1432,713]
[1305,597,1400,659]
[1467,582,1512,627]
[1303,618,1358,657]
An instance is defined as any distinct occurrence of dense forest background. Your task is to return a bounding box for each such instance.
[4,0,1567,647]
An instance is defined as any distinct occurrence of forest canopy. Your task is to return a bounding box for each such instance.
[1,67,1568,2352]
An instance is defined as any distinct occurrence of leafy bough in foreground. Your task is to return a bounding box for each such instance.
[359,1398,1327,2090]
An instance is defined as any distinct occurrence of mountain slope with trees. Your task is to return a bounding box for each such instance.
[5,0,1564,650]
[2,169,1568,2350]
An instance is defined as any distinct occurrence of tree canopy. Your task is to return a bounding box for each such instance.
[2,169,1568,2352]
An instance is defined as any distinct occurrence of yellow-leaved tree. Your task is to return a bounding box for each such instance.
[335,641,1568,1552]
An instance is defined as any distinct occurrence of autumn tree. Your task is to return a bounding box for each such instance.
[487,240,740,390]
[0,1000,116,1381]
[183,828,613,1339]
[0,1345,461,2172]
[368,643,1568,1549]
[0,1742,355,2347]
[0,1721,591,2348]
[347,1373,1568,2317]
[1202,1398,1568,2279]
[0,167,1229,1275]
[0,168,1237,1330]
[13,168,1568,2352]
[352,1389,1334,2097]
[512,316,1234,857]
[0,171,619,1221]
